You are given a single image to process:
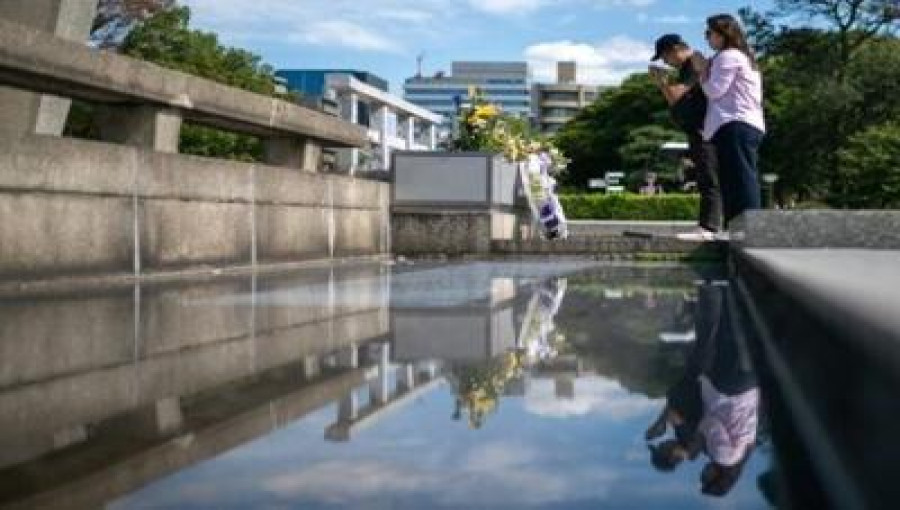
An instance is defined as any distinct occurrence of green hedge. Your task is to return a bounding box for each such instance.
[560,193,700,220]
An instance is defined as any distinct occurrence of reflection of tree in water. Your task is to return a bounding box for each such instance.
[558,282,697,398]
[448,351,524,429]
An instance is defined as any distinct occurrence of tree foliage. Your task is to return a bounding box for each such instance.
[772,0,899,74]
[618,125,686,180]
[116,4,283,160]
[121,6,279,96]
[835,122,900,207]
[553,74,670,187]
[754,27,900,203]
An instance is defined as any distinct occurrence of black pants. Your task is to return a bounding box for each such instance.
[688,132,722,232]
[690,284,757,396]
[712,122,764,225]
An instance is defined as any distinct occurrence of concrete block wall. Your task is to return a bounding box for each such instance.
[0,135,389,282]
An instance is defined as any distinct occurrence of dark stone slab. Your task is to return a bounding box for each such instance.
[730,210,900,249]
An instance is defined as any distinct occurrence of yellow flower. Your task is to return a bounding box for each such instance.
[473,104,499,120]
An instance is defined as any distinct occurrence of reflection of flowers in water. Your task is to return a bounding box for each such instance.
[520,279,570,364]
[450,279,570,430]
[450,351,525,429]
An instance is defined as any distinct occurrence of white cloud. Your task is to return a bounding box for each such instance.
[378,9,435,23]
[524,375,661,419]
[469,0,546,15]
[594,0,657,8]
[470,0,657,15]
[182,0,458,55]
[290,20,402,53]
[653,15,694,25]
[524,36,654,86]
[637,13,694,25]
[262,448,618,506]
[611,0,656,6]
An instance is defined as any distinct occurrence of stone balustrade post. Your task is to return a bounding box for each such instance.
[263,136,323,172]
[97,105,183,153]
[0,0,96,139]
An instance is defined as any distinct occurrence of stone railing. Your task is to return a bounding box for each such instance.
[0,17,367,167]
[0,15,387,285]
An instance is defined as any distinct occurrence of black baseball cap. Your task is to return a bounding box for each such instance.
[652,34,687,60]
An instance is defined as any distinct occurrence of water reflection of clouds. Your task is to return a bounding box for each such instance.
[525,376,662,419]
[259,446,619,507]
[113,378,767,510]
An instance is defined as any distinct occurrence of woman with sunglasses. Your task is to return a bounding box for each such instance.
[692,14,766,227]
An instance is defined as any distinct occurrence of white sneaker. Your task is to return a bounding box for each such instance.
[676,227,717,242]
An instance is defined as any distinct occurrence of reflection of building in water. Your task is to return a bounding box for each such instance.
[0,266,392,509]
[325,342,443,441]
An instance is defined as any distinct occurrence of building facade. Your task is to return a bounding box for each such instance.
[327,75,443,174]
[276,69,389,98]
[276,69,442,174]
[531,62,601,135]
[276,69,388,125]
[403,61,531,137]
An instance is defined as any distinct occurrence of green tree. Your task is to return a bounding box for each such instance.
[834,122,900,207]
[758,34,900,202]
[618,125,686,186]
[771,0,899,77]
[554,73,670,188]
[116,6,285,160]
[70,4,288,161]
[121,6,278,96]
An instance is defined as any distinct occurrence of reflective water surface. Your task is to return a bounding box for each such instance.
[0,262,774,509]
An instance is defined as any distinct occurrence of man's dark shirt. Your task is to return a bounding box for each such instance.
[671,52,708,135]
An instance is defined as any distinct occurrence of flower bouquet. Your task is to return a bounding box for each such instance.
[453,90,570,240]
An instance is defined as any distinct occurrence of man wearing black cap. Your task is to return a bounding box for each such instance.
[650,34,722,241]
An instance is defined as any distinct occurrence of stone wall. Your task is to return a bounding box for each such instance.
[0,135,389,282]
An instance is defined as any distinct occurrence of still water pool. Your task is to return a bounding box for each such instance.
[0,262,775,509]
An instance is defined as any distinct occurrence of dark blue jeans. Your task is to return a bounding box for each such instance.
[712,121,764,225]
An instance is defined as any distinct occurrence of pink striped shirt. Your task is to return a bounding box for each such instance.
[701,48,766,141]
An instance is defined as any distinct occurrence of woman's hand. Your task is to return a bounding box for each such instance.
[690,53,710,81]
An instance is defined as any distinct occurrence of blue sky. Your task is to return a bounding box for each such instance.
[181,0,774,94]
[112,378,771,509]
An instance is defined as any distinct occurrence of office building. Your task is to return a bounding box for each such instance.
[403,61,531,137]
[531,62,601,135]
[276,69,442,174]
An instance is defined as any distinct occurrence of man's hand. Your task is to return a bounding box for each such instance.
[648,65,667,83]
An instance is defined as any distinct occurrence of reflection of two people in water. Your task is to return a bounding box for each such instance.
[645,281,761,497]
